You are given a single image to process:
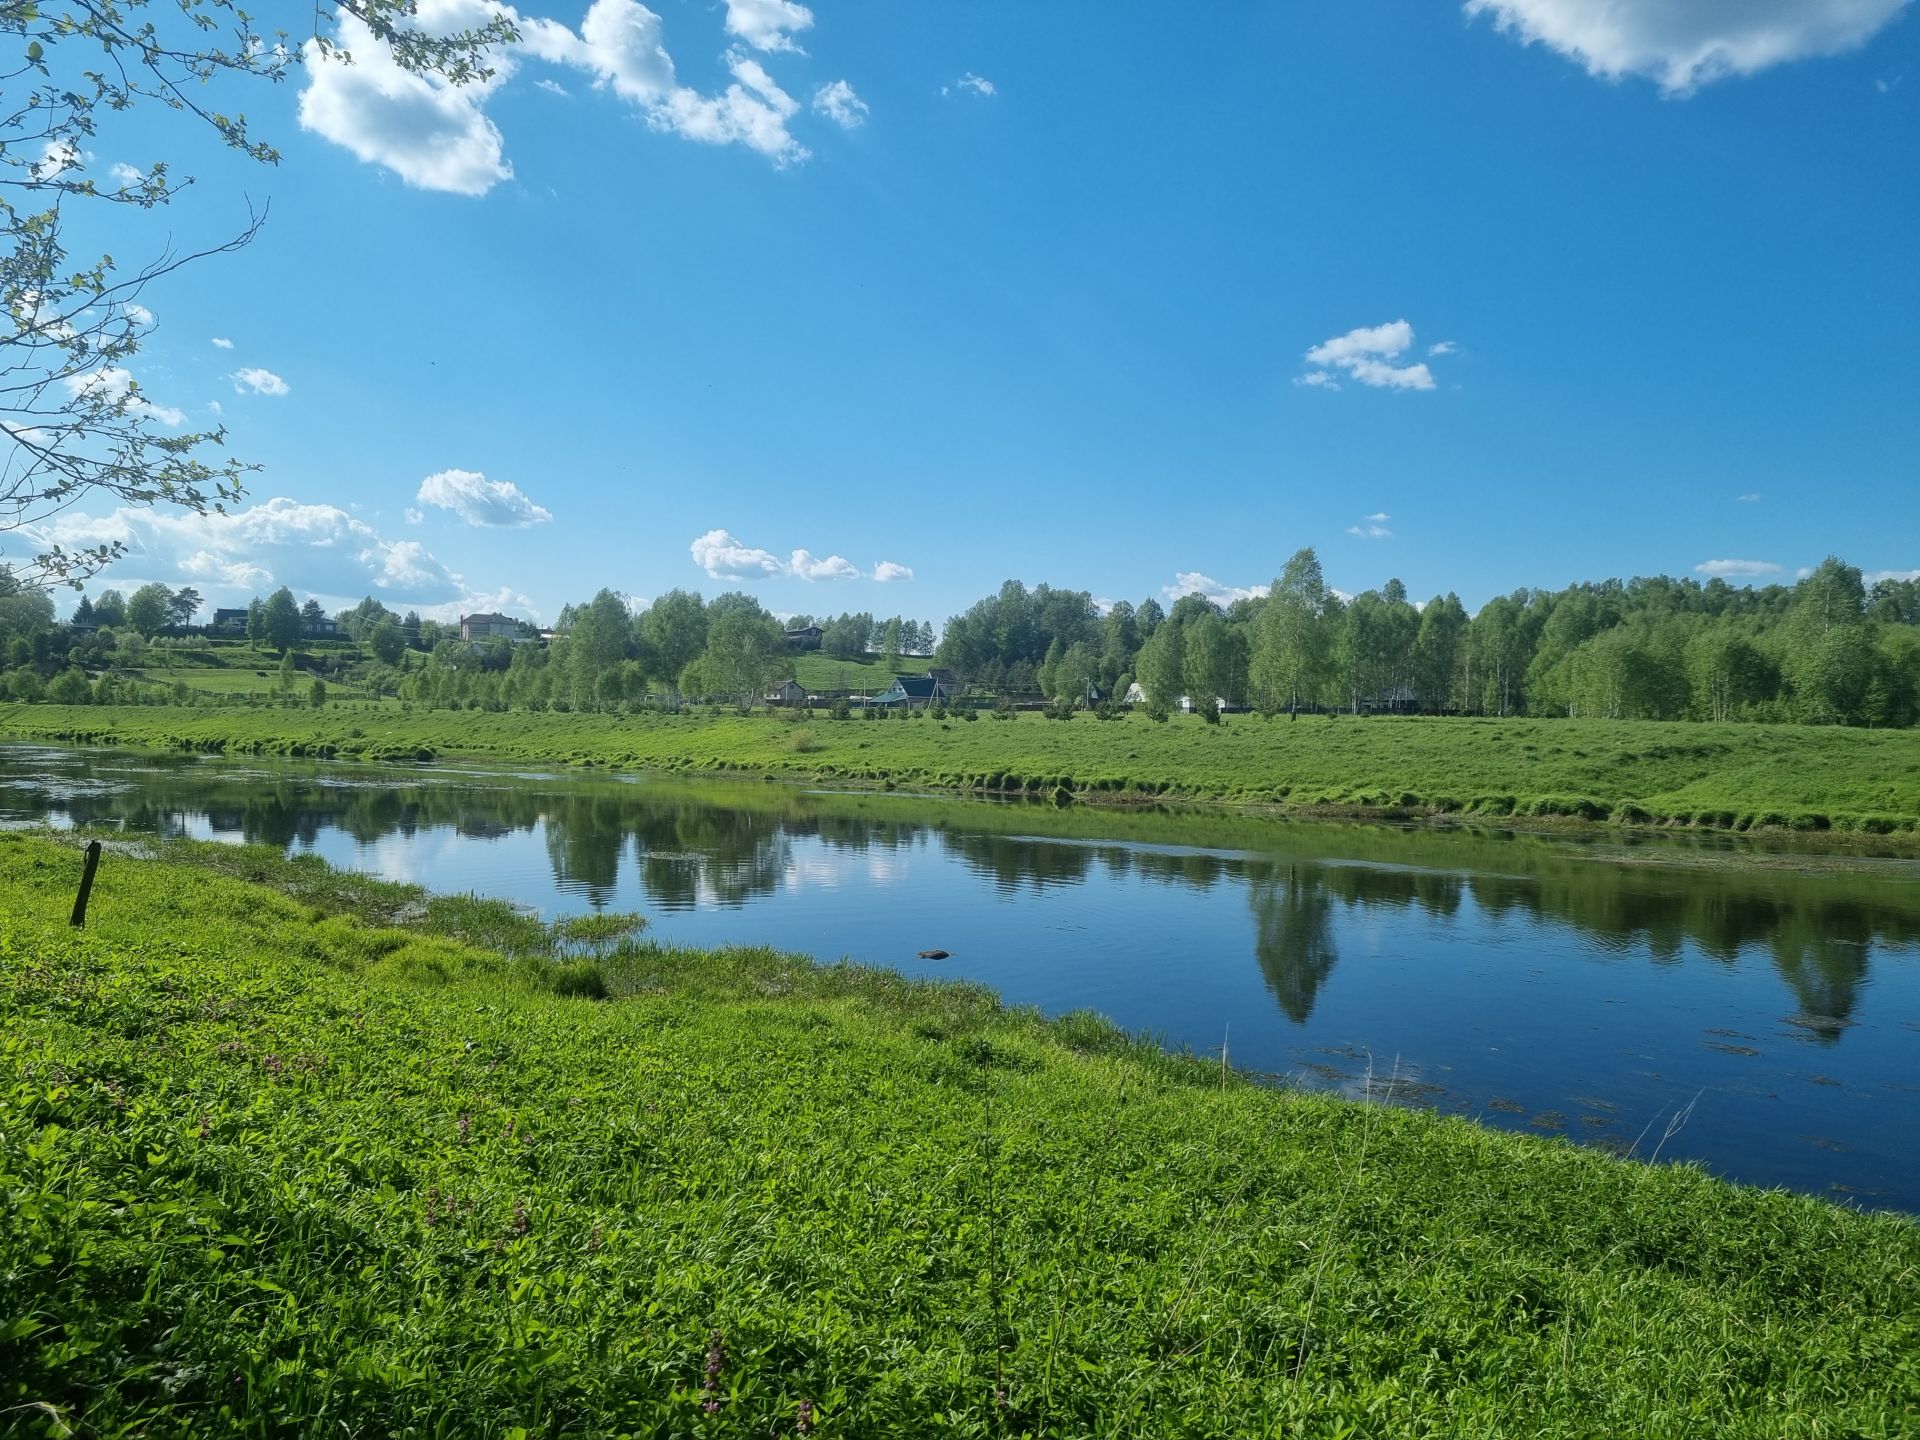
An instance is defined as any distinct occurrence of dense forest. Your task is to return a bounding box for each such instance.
[1,554,1917,727]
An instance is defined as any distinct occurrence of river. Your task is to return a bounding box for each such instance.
[4,741,1917,1210]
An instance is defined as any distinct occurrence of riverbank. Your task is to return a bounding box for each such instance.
[3,829,1915,1435]
[7,702,1920,839]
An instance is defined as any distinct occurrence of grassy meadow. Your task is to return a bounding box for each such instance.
[5,702,1920,835]
[3,829,1916,1436]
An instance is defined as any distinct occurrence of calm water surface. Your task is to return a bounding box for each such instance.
[6,742,1918,1209]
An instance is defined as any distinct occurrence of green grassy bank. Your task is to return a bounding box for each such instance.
[6,702,1920,835]
[3,832,1917,1436]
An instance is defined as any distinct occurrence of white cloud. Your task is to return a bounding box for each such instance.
[298,0,819,192]
[958,72,995,96]
[34,140,80,180]
[1465,0,1910,95]
[813,78,868,128]
[207,400,223,416]
[404,506,426,524]
[1163,571,1268,605]
[1294,371,1340,391]
[31,495,507,609]
[534,77,570,95]
[1866,568,1920,583]
[724,0,812,53]
[1796,566,1815,579]
[691,529,903,581]
[211,337,235,349]
[1302,319,1438,391]
[1347,523,1392,539]
[412,585,541,624]
[230,366,290,396]
[59,367,186,427]
[1427,340,1457,356]
[108,162,145,186]
[787,548,860,581]
[298,14,512,197]
[415,468,553,527]
[1738,491,1762,502]
[1695,558,1783,578]
[1365,511,1391,522]
[691,528,786,580]
[123,303,154,326]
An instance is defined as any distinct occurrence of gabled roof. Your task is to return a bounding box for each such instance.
[883,674,943,699]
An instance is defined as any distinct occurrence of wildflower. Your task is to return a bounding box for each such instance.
[503,1117,516,1141]
[698,1331,726,1414]
[512,1201,529,1236]
[197,1114,212,1140]
[456,1113,472,1141]
[795,1398,815,1433]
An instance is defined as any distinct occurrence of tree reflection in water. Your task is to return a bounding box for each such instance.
[4,745,1915,1033]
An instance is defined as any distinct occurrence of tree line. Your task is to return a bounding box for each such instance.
[4,556,1917,727]
[935,553,1920,727]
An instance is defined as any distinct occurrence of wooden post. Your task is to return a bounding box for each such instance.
[70,840,102,927]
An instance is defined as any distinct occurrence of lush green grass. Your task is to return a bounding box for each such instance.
[7,702,1920,835]
[790,650,933,691]
[2,830,1915,1436]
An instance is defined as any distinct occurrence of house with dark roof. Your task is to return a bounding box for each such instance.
[783,625,823,651]
[870,674,954,710]
[210,607,249,633]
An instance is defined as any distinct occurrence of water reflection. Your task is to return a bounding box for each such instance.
[7,744,1915,1046]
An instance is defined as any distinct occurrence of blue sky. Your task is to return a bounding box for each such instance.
[33,0,1920,626]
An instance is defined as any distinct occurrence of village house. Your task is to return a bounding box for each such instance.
[765,678,807,707]
[459,612,522,643]
[870,674,954,711]
[783,624,823,651]
[209,607,250,634]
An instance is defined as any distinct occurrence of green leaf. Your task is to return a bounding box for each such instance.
[27,41,44,63]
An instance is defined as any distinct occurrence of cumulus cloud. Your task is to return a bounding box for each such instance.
[211,337,235,349]
[1163,571,1268,605]
[1695,558,1783,578]
[123,303,154,326]
[690,529,900,581]
[691,528,786,580]
[298,0,821,194]
[724,0,812,53]
[230,367,290,396]
[1302,319,1438,391]
[298,13,512,196]
[60,367,186,427]
[107,161,145,186]
[1866,568,1920,583]
[813,79,868,128]
[1427,340,1457,356]
[415,468,553,528]
[1347,520,1393,539]
[945,72,996,97]
[1465,0,1910,95]
[33,140,80,181]
[30,495,510,609]
[788,548,860,581]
